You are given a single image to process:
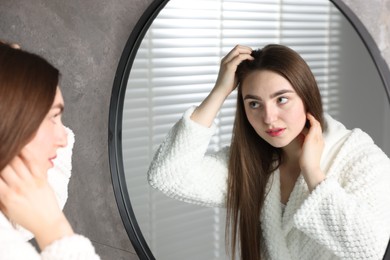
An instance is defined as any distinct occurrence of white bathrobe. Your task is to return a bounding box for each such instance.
[148,107,390,260]
[0,128,100,259]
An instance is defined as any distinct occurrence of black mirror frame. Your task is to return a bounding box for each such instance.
[108,1,390,259]
[108,1,170,259]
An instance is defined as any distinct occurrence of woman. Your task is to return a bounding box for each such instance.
[147,44,390,259]
[0,42,100,259]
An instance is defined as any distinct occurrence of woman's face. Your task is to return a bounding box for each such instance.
[21,87,68,174]
[241,70,307,149]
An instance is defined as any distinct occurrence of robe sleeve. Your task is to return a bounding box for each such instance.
[294,130,390,260]
[0,219,100,260]
[147,106,229,207]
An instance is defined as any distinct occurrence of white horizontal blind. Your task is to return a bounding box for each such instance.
[279,0,341,114]
[122,1,341,259]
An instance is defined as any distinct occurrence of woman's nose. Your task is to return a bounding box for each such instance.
[57,125,68,148]
[263,105,278,124]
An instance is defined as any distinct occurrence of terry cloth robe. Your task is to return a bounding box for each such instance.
[0,128,100,259]
[148,106,390,260]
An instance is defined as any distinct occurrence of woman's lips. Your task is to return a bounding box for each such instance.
[266,128,285,137]
[49,155,57,167]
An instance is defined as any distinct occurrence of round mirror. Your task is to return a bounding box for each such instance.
[109,0,390,259]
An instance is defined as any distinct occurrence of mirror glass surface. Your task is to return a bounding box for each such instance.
[120,0,390,259]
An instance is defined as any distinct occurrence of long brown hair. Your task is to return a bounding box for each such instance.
[226,44,325,260]
[0,43,59,171]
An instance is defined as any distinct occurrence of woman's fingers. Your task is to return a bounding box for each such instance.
[0,155,40,197]
[0,173,11,198]
[222,45,253,65]
[1,164,23,190]
[227,53,254,68]
[215,45,254,94]
[0,166,19,218]
[306,113,323,143]
[299,113,324,171]
[10,156,36,184]
[306,113,319,128]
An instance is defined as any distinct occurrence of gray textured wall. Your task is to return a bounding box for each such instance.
[0,0,153,259]
[0,0,389,259]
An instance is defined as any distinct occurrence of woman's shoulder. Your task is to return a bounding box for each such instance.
[343,128,389,162]
[329,127,390,176]
[323,113,384,150]
[323,114,389,176]
[322,114,385,156]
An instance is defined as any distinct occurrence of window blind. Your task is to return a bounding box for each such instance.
[122,1,341,259]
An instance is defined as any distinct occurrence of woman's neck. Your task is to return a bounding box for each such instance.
[279,137,302,204]
[281,137,301,167]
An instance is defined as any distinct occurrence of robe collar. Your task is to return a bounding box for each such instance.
[260,113,351,259]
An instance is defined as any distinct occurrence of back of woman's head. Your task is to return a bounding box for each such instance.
[236,44,325,128]
[0,43,59,171]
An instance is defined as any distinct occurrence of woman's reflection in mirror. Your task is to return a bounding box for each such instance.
[147,44,390,260]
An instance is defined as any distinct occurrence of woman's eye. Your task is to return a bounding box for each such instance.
[277,97,288,104]
[51,113,61,124]
[249,101,260,109]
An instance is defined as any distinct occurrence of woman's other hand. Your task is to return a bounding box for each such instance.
[298,113,326,191]
[0,155,74,250]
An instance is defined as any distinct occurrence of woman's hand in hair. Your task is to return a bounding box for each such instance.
[191,45,254,127]
[214,45,254,96]
[298,113,325,191]
[0,155,74,250]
